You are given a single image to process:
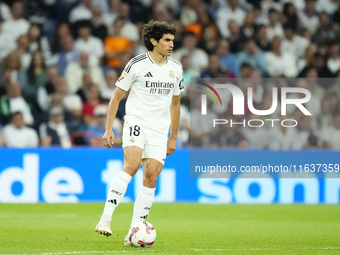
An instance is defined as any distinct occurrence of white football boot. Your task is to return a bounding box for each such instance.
[95,220,112,237]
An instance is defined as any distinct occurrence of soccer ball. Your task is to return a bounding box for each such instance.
[128,221,156,247]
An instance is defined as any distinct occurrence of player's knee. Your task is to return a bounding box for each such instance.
[124,164,140,176]
[144,171,159,187]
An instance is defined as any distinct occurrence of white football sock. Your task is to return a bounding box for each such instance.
[131,186,155,227]
[100,171,132,222]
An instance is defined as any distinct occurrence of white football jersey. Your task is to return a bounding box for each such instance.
[116,52,184,133]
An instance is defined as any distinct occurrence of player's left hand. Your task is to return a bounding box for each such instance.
[167,138,176,155]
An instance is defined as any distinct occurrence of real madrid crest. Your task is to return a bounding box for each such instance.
[169,70,175,79]
[130,137,135,143]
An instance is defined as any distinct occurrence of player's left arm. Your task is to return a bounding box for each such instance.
[167,95,181,155]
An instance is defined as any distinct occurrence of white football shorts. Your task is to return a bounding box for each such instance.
[122,121,168,165]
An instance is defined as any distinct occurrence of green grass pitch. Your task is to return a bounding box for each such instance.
[0,203,339,254]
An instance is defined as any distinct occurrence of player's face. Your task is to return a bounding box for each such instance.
[154,34,175,57]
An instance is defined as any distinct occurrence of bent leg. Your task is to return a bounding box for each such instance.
[142,158,164,188]
[100,146,142,222]
[130,158,163,227]
[122,146,143,177]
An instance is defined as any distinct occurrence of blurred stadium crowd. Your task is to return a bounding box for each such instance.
[0,0,340,150]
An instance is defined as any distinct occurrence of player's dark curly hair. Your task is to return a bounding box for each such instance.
[142,20,176,51]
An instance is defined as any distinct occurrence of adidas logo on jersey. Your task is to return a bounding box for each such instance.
[144,72,153,77]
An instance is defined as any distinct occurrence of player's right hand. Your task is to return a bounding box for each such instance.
[102,129,115,148]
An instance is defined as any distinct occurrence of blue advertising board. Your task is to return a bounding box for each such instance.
[0,148,339,204]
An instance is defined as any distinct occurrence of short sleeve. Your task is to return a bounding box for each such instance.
[115,60,136,91]
[173,70,184,96]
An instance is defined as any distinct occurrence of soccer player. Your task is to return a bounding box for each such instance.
[95,20,184,245]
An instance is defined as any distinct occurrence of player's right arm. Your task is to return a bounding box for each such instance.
[103,56,138,147]
[102,88,126,148]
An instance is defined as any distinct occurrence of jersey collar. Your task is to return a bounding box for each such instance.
[147,52,154,64]
[147,52,169,66]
